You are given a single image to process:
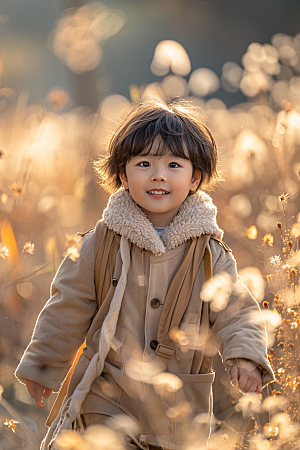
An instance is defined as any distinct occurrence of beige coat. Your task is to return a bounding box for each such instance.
[15,189,274,450]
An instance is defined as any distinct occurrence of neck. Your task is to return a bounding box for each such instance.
[139,207,180,227]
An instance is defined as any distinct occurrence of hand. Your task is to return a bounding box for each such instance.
[230,363,262,394]
[24,379,53,407]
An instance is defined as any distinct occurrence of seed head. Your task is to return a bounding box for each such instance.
[22,241,35,255]
[245,225,257,240]
[270,255,281,267]
[278,192,289,203]
[9,182,25,197]
[4,418,17,433]
[263,233,273,247]
[0,243,9,259]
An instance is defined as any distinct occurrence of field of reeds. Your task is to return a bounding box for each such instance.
[0,2,300,449]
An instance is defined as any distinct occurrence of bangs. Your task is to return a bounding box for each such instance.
[121,114,198,162]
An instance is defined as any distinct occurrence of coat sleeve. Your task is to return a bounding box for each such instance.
[15,231,97,392]
[208,239,275,387]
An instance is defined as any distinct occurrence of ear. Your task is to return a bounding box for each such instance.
[119,171,128,190]
[190,169,201,192]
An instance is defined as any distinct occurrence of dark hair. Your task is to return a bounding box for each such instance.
[94,97,223,195]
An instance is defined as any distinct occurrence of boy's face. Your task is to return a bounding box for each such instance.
[119,140,201,227]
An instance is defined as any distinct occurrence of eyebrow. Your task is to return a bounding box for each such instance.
[133,153,184,159]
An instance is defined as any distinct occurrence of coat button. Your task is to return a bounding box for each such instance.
[150,340,158,350]
[112,278,118,286]
[150,298,160,309]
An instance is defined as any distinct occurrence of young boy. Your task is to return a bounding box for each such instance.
[15,99,274,450]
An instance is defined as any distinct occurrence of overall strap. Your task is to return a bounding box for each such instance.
[156,234,212,365]
[94,220,120,311]
[204,244,213,282]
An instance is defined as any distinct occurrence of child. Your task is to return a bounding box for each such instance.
[15,99,274,450]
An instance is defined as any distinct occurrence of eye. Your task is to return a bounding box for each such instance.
[138,161,150,167]
[169,162,180,168]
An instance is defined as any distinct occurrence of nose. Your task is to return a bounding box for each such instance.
[150,167,167,182]
[151,174,167,182]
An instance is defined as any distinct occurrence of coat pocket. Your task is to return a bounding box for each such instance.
[178,372,215,417]
[143,372,215,448]
[173,372,215,447]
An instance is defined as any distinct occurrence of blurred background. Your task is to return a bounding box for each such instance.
[0,0,300,448]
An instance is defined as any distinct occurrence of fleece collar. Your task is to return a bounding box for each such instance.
[102,189,223,256]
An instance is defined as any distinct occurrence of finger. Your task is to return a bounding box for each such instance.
[238,372,248,392]
[244,380,259,393]
[36,397,44,407]
[30,387,36,399]
[255,383,262,394]
[43,388,52,399]
[242,380,253,393]
[34,386,45,407]
[25,383,32,396]
[242,373,259,393]
[245,370,262,393]
[230,364,239,383]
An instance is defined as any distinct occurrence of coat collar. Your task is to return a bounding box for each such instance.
[102,188,223,256]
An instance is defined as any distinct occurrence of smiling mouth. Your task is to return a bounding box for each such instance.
[147,190,170,195]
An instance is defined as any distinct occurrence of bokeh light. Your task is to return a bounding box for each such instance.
[48,2,125,74]
[189,68,220,97]
[150,40,191,77]
[200,272,232,312]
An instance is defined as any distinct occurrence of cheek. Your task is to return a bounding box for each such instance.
[128,171,145,186]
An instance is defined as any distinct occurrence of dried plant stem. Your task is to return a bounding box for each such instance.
[0,260,55,291]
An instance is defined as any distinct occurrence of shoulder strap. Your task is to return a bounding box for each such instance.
[210,236,232,253]
[204,245,212,282]
[94,220,120,312]
[156,234,212,364]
